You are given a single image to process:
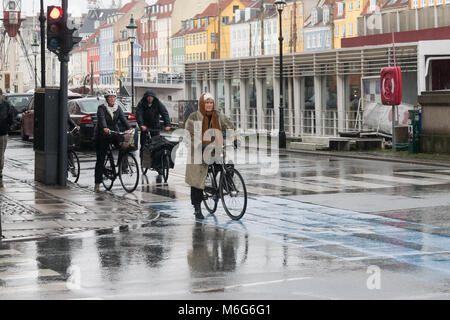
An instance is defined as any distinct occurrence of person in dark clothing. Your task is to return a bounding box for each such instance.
[93,89,131,192]
[136,90,171,182]
[0,88,15,179]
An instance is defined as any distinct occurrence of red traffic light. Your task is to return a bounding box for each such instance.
[48,6,63,21]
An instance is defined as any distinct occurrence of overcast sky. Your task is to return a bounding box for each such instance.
[21,0,157,18]
[21,0,114,17]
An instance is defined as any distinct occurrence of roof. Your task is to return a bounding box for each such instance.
[304,0,333,28]
[200,0,254,18]
[84,30,100,50]
[361,0,409,15]
[79,8,117,34]
[118,0,140,14]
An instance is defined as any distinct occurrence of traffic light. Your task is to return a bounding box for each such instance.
[46,6,82,60]
[47,6,65,54]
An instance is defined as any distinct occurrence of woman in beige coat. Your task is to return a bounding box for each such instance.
[185,93,235,219]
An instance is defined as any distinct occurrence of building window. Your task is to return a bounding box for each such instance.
[342,24,346,37]
[338,2,344,16]
[335,24,339,38]
[311,9,317,25]
[421,0,426,6]
[348,1,353,11]
[436,0,443,4]
[348,23,353,36]
[323,7,329,23]
[370,0,377,11]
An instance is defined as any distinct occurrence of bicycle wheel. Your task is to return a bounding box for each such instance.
[203,171,218,214]
[102,151,115,191]
[161,152,170,183]
[219,167,247,220]
[119,152,140,193]
[67,150,80,184]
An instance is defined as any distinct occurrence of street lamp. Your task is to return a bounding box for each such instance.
[126,15,138,112]
[31,37,40,89]
[274,0,287,148]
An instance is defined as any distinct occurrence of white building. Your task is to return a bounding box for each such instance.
[229,6,278,59]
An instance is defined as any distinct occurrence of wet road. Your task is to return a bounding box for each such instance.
[0,136,449,299]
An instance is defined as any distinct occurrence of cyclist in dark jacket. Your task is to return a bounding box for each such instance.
[94,89,131,192]
[136,90,171,182]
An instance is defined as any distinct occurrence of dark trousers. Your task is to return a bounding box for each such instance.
[94,136,120,184]
[191,187,203,206]
[140,130,162,175]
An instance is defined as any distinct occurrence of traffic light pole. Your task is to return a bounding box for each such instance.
[40,0,46,87]
[58,0,69,187]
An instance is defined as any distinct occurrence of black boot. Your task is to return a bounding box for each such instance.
[194,204,204,219]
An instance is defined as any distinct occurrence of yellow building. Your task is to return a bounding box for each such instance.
[333,0,369,49]
[184,18,209,63]
[281,0,305,53]
[182,0,254,61]
[114,31,131,80]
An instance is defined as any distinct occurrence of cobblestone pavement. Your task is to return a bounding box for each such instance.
[0,138,159,241]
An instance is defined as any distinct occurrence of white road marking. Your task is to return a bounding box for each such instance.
[305,176,393,189]
[396,171,450,181]
[0,282,69,294]
[193,277,312,293]
[0,250,21,256]
[351,174,443,186]
[0,269,61,280]
[255,179,339,193]
[0,258,36,266]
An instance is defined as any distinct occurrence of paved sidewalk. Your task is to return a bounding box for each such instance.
[0,163,158,242]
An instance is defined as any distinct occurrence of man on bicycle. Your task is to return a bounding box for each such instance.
[136,90,171,183]
[94,89,131,193]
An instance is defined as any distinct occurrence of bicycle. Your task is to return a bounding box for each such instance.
[102,130,140,193]
[202,144,247,220]
[67,127,80,184]
[141,131,177,183]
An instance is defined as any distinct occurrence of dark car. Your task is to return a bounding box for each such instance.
[67,97,137,148]
[4,93,33,132]
[21,91,83,141]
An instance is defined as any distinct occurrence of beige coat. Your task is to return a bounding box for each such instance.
[185,110,235,190]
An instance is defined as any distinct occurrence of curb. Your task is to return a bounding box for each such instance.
[285,148,450,168]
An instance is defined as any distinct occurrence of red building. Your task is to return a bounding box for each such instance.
[85,30,100,90]
[140,4,159,82]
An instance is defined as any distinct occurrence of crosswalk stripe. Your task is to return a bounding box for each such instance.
[0,250,21,256]
[246,185,288,196]
[0,282,69,294]
[396,171,450,181]
[0,269,61,280]
[0,258,36,266]
[304,176,393,189]
[254,179,339,193]
[351,174,443,186]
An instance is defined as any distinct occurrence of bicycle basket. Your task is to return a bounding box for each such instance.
[120,130,136,151]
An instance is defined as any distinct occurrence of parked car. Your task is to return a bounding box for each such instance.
[67,97,137,148]
[21,92,83,141]
[4,93,33,132]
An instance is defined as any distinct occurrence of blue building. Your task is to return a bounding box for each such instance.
[99,23,115,86]
[303,1,333,52]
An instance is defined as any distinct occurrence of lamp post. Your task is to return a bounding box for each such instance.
[274,1,287,148]
[31,37,40,89]
[127,15,137,111]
